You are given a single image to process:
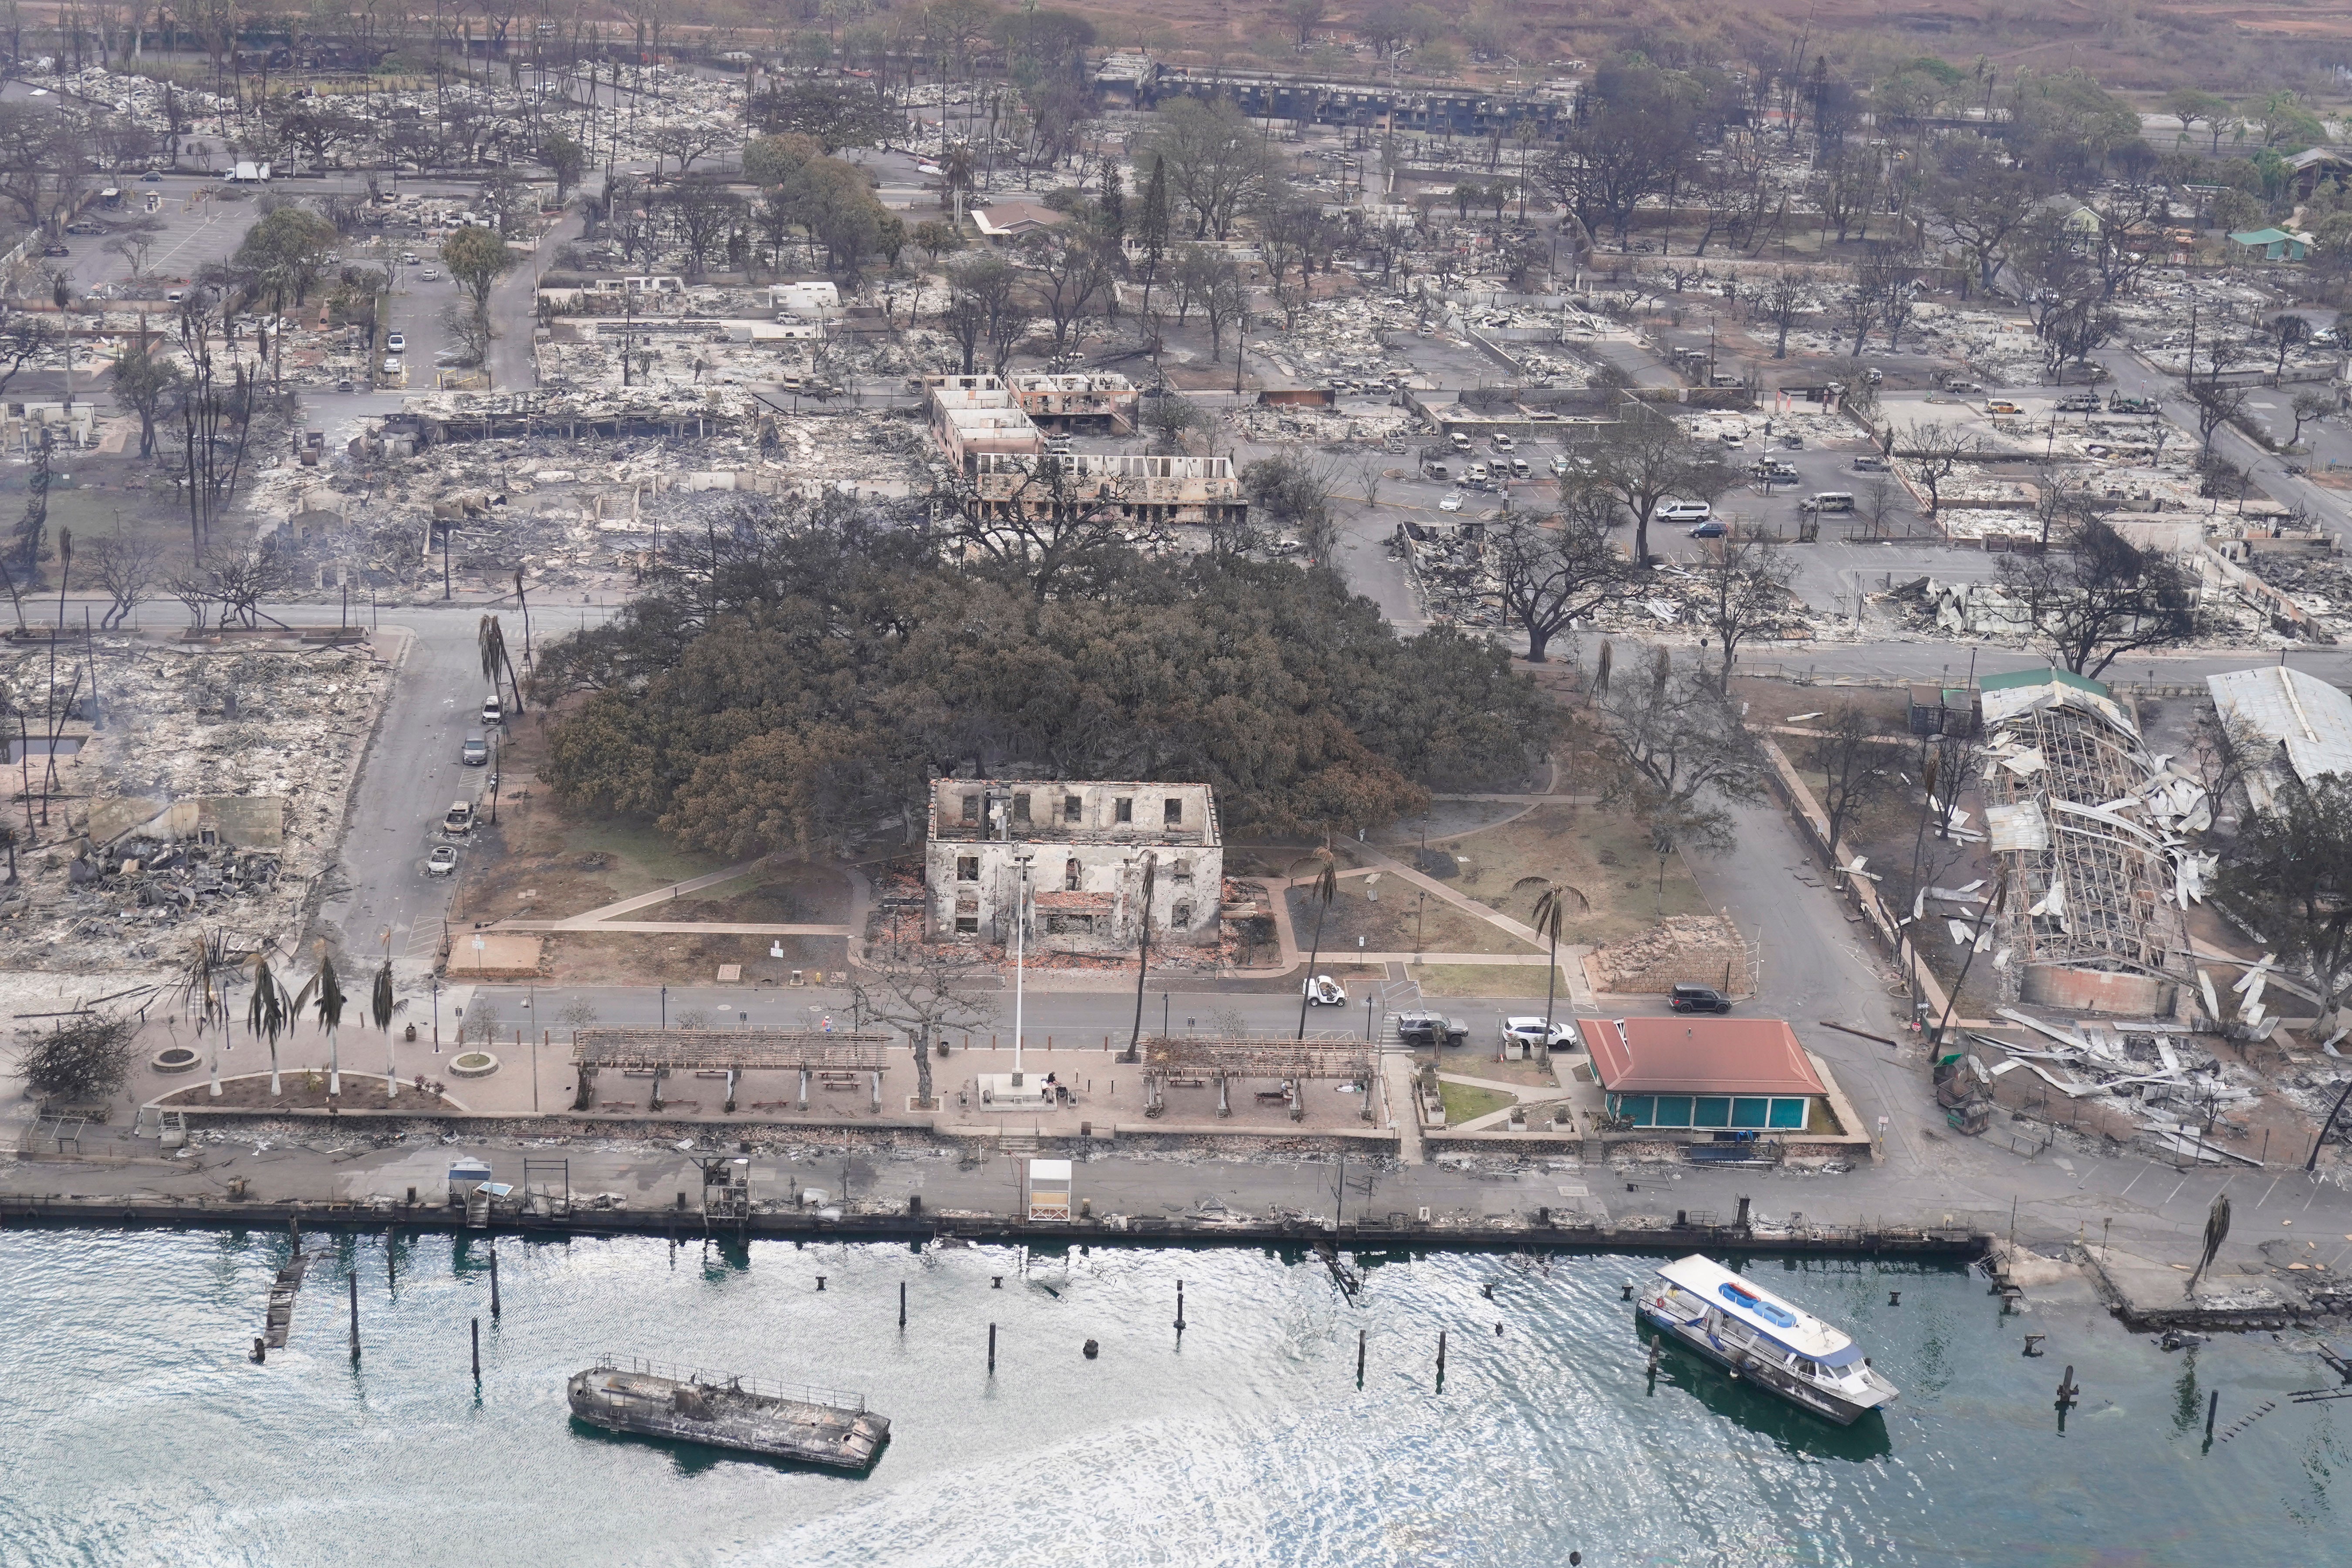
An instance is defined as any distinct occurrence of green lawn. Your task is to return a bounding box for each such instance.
[1440,1081,1516,1126]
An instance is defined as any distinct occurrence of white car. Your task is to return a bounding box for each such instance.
[1491,433,1514,451]
[1501,1017,1577,1050]
[425,845,459,875]
[1302,974,1348,1007]
[1656,499,1712,524]
[421,267,440,280]
[1438,492,1463,513]
[385,331,406,353]
[381,355,403,375]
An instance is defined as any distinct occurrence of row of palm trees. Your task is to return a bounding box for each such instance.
[184,933,400,1100]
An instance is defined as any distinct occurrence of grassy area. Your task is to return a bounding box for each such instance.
[560,818,730,897]
[1439,805,1709,947]
[1287,876,1527,958]
[1408,962,1566,998]
[1439,1081,1517,1126]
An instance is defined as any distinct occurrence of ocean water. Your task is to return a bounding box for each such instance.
[0,1229,2340,1567]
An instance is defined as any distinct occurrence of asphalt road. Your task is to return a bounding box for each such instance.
[315,603,618,978]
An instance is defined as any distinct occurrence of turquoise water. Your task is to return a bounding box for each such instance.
[0,1230,2340,1566]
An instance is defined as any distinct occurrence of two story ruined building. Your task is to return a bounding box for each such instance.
[924,779,1223,955]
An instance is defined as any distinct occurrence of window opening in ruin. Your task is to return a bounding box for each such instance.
[1173,858,1193,882]
[1013,792,1031,824]
[956,916,980,934]
[1164,798,1183,827]
[1172,902,1193,926]
[1064,794,1082,824]
[957,856,979,882]
[961,792,981,825]
[1064,858,1081,891]
[1115,797,1133,823]
[1047,913,1095,935]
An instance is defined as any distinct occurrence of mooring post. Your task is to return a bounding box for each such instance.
[1174,1280,1186,1331]
[2056,1366,2078,1408]
[386,1229,395,1291]
[1436,1330,1447,1382]
[289,1216,300,1250]
[1889,1290,1901,1306]
[1357,1328,1366,1384]
[472,1317,481,1381]
[348,1269,360,1362]
[2205,1389,2220,1441]
[988,1322,997,1374]
[899,1281,907,1329]
[490,1245,504,1318]
[251,1336,266,1365]
[817,1276,827,1291]
[1646,1340,1660,1375]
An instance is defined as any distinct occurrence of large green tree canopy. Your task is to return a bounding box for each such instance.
[535,497,1551,857]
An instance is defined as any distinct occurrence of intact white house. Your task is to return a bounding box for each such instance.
[925,779,1223,955]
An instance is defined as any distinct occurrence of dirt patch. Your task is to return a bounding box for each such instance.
[1288,875,1526,957]
[158,1073,465,1112]
[664,861,852,925]
[541,931,851,989]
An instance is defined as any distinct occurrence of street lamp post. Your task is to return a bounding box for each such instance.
[1010,848,1033,1082]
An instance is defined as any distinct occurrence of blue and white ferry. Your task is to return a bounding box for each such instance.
[1638,1254,1900,1425]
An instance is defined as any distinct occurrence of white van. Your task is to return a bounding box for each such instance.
[1466,462,1490,485]
[1801,492,1857,514]
[481,693,504,727]
[1510,457,1531,478]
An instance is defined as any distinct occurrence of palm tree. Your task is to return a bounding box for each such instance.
[1122,852,1157,1063]
[1520,879,1592,1068]
[311,943,347,1098]
[1293,851,1340,1041]
[371,936,397,1098]
[247,949,292,1095]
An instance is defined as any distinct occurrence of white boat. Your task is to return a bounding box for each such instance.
[1638,1254,1899,1426]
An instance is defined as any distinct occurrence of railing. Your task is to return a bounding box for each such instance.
[588,1354,865,1413]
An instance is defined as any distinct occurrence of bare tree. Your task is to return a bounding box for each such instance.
[84,533,160,629]
[1587,648,1761,852]
[1581,403,1738,566]
[1995,516,2206,677]
[850,937,998,1110]
[1686,533,1797,689]
[1895,421,1982,517]
[1807,703,1891,854]
[1489,505,1635,662]
[1757,268,1808,358]
[2186,372,2252,451]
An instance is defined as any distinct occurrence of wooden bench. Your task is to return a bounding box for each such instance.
[1254,1089,1291,1105]
[1166,1076,1208,1089]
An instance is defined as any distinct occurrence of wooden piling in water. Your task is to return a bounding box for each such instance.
[1357,1328,1366,1383]
[386,1230,395,1291]
[489,1246,501,1319]
[471,1317,481,1380]
[1174,1280,1186,1331]
[2206,1389,2220,1440]
[348,1269,360,1362]
[899,1281,906,1328]
[1436,1330,1447,1380]
[988,1322,997,1373]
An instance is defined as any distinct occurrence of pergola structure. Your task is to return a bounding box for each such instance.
[571,1029,894,1114]
[1139,1037,1377,1122]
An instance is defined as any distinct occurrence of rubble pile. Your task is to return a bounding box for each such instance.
[1587,914,1748,993]
[1242,294,1443,391]
[0,637,392,972]
[1964,1015,2266,1163]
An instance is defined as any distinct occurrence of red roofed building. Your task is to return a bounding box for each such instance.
[1576,1017,1833,1134]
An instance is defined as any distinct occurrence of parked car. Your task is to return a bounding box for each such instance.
[165,288,184,303]
[421,267,440,280]
[1984,399,2021,415]
[400,251,419,264]
[1302,974,1347,1007]
[1490,433,1514,451]
[1779,432,1804,449]
[1549,454,1572,476]
[2055,391,2102,412]
[442,800,475,835]
[461,737,488,766]
[426,845,460,875]
[482,693,504,727]
[1395,1010,1470,1047]
[1688,519,1728,538]
[385,331,406,353]
[1657,499,1712,524]
[1501,1017,1576,1051]
[139,170,163,182]
[1668,983,1734,1014]
[381,355,403,376]
[1423,461,1450,481]
[40,243,67,257]
[1800,492,1857,514]
[1438,492,1463,513]
[2108,394,2161,415]
[1851,453,1890,472]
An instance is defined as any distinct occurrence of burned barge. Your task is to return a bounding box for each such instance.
[566,1355,890,1471]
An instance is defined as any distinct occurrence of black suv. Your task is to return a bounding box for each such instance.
[1668,984,1734,1014]
[1396,1009,1470,1047]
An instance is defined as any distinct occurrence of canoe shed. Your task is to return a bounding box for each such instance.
[1577,1017,1833,1134]
[1027,1159,1074,1221]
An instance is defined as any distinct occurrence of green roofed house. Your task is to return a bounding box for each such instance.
[2227,227,2311,262]
[1576,1017,1837,1136]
